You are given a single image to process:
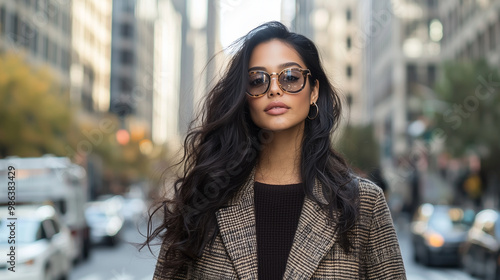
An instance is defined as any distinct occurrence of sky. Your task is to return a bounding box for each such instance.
[219,0,283,49]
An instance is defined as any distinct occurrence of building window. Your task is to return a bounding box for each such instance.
[478,32,486,56]
[61,48,70,71]
[50,42,58,66]
[346,36,351,49]
[427,65,436,86]
[19,20,31,48]
[346,65,352,78]
[466,42,473,57]
[12,13,19,42]
[488,23,496,51]
[30,29,38,55]
[43,35,48,59]
[61,13,69,35]
[0,6,5,35]
[82,92,93,112]
[120,23,133,38]
[346,8,351,22]
[120,50,134,65]
[406,64,417,83]
[406,64,417,93]
[48,2,58,26]
[427,65,436,87]
[123,0,134,13]
[346,94,353,108]
[46,39,52,62]
[119,77,133,92]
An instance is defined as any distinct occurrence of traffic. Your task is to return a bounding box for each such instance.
[410,203,500,279]
[0,156,148,280]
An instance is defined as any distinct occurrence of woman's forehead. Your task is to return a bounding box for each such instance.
[248,40,305,70]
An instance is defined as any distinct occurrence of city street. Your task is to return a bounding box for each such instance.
[70,215,480,280]
[396,215,478,280]
[70,222,158,280]
[1,0,498,279]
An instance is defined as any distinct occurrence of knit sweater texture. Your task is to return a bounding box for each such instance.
[254,181,305,280]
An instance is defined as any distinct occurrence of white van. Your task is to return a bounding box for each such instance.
[0,156,91,263]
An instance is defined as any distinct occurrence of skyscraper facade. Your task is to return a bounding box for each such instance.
[0,0,72,84]
[71,0,112,112]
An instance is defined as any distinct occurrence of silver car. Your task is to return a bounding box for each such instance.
[0,204,73,280]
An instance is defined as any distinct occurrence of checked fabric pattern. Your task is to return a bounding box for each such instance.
[153,175,406,280]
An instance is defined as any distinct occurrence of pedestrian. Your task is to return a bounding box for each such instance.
[145,21,406,279]
[369,166,388,195]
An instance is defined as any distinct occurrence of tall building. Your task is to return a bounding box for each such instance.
[0,0,71,84]
[438,0,500,207]
[309,0,365,125]
[70,0,112,112]
[362,0,442,163]
[109,0,155,140]
[293,0,315,37]
[109,0,221,147]
[107,0,221,148]
[439,0,500,63]
[160,0,221,139]
[133,0,156,142]
[152,0,182,145]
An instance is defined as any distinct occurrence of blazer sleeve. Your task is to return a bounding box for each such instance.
[153,239,188,280]
[363,186,406,279]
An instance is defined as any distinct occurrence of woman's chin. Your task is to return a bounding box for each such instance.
[256,121,305,133]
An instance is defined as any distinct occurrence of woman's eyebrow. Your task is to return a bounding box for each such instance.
[248,62,303,72]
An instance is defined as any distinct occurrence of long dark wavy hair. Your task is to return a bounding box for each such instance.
[142,21,359,276]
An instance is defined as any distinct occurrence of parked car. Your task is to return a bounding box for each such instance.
[0,204,73,280]
[0,156,91,263]
[85,201,124,246]
[461,209,500,280]
[411,203,475,266]
[121,196,147,226]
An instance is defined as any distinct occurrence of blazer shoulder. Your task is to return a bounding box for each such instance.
[356,177,385,203]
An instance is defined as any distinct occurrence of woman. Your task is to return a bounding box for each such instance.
[146,21,406,279]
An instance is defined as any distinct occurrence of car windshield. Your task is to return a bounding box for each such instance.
[85,209,109,223]
[428,208,474,232]
[0,219,40,243]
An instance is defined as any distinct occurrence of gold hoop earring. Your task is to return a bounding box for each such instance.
[307,102,319,120]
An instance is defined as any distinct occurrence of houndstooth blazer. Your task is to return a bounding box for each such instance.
[153,174,406,279]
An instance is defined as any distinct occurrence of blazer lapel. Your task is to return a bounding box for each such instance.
[282,181,338,279]
[215,172,259,279]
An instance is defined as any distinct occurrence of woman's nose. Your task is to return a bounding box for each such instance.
[267,75,283,97]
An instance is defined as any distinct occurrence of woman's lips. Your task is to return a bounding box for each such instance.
[264,101,290,115]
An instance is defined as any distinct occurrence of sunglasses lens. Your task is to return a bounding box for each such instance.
[279,69,305,93]
[246,68,308,97]
[247,72,269,96]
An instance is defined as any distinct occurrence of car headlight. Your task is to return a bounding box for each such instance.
[106,217,123,236]
[15,258,36,270]
[426,233,445,248]
[22,259,35,266]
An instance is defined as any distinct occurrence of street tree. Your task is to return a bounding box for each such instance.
[434,59,500,174]
[0,52,72,157]
[336,124,380,175]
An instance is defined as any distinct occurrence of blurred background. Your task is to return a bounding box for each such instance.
[0,0,499,279]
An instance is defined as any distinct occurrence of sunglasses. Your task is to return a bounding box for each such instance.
[246,68,311,97]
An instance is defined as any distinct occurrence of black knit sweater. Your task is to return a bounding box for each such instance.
[254,181,305,280]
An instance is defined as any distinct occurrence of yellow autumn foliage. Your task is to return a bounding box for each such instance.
[0,52,72,157]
